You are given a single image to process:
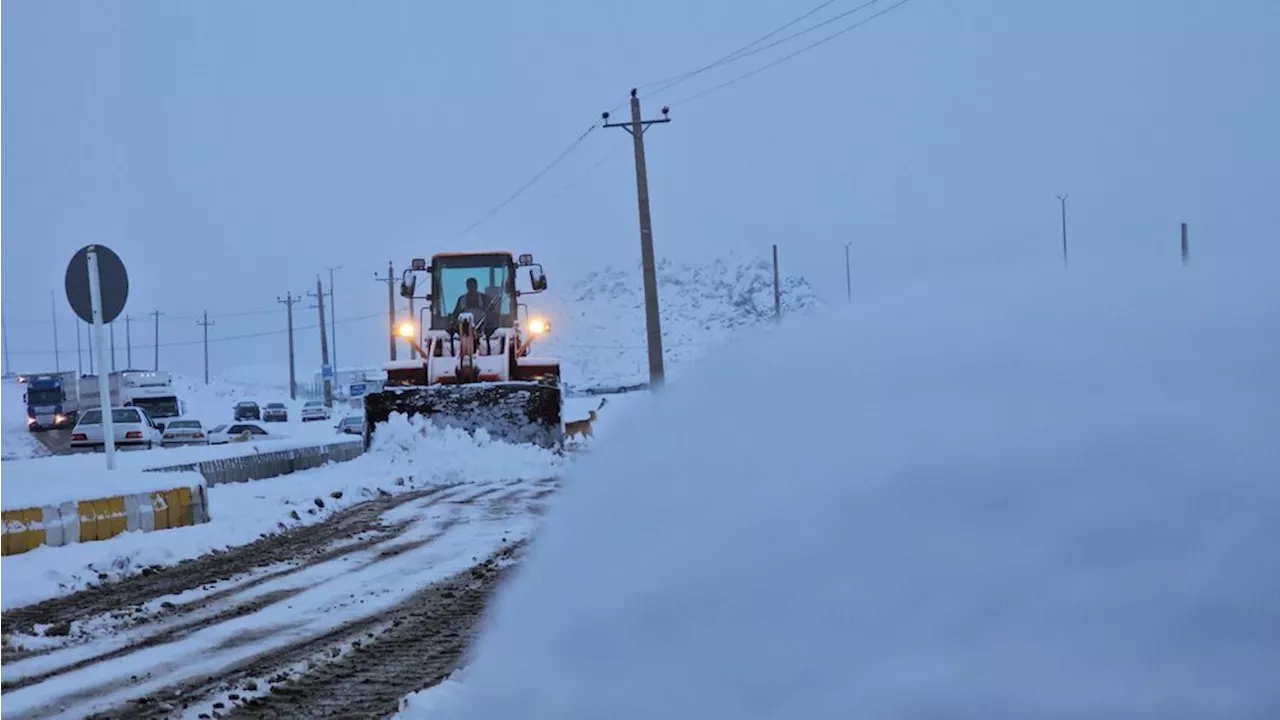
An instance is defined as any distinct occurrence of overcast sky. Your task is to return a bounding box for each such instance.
[3,0,1277,380]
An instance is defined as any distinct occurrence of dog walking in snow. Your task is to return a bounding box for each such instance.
[565,397,608,443]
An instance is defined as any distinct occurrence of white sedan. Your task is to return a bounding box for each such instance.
[207,422,277,445]
[161,419,210,446]
[300,400,331,422]
[70,407,164,451]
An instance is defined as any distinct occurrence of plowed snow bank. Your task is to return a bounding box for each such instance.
[415,258,1280,719]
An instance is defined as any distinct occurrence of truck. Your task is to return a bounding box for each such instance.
[24,371,80,431]
[78,371,187,429]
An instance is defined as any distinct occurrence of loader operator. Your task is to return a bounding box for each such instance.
[451,277,489,330]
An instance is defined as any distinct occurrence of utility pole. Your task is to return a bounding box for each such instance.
[374,262,397,362]
[408,295,417,359]
[152,310,164,370]
[197,311,214,385]
[1057,194,1069,268]
[124,315,133,369]
[50,290,61,373]
[310,276,334,407]
[278,292,300,400]
[772,244,782,322]
[324,266,342,386]
[75,317,83,376]
[1181,222,1190,266]
[844,242,853,303]
[603,89,671,389]
[0,299,9,376]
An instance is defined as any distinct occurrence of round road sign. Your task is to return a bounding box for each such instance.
[65,245,129,324]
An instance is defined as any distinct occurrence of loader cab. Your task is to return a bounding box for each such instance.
[427,252,518,331]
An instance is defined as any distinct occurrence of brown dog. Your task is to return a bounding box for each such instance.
[565,398,608,442]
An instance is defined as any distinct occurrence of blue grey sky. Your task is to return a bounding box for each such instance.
[4,0,1277,379]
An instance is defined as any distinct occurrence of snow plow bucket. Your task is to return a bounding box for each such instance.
[363,381,564,451]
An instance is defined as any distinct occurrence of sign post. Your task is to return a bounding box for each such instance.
[87,249,117,469]
[65,244,129,472]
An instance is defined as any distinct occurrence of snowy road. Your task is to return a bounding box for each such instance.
[1,475,557,719]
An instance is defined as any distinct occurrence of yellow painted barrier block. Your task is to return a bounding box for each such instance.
[1,508,47,556]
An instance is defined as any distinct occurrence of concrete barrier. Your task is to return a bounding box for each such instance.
[1,477,209,557]
[145,439,364,486]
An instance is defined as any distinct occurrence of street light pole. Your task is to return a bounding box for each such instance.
[844,242,852,303]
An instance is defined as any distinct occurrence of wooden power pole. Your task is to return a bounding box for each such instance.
[310,278,334,407]
[374,263,397,362]
[278,292,299,400]
[196,311,215,385]
[603,89,671,389]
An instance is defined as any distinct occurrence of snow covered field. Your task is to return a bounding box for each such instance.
[0,389,640,606]
[405,256,1280,719]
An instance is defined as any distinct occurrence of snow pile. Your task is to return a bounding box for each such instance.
[0,422,561,610]
[540,254,821,389]
[409,257,1280,719]
[396,667,472,718]
[2,467,205,511]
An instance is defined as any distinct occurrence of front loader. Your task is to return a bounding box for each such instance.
[363,251,564,450]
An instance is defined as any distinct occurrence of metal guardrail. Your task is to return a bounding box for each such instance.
[145,440,365,487]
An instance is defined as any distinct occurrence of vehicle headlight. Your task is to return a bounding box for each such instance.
[55,414,66,424]
[27,416,36,425]
[527,317,550,334]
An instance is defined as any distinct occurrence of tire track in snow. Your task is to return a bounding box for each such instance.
[1,477,551,719]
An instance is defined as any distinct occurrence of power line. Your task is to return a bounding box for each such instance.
[1,312,383,356]
[509,140,631,223]
[639,0,866,97]
[670,0,914,107]
[458,124,599,236]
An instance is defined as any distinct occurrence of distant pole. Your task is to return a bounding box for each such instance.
[278,291,299,400]
[197,311,215,384]
[844,242,852,303]
[408,295,417,359]
[603,89,672,390]
[50,291,61,372]
[325,266,342,383]
[311,276,334,407]
[1181,223,1190,266]
[0,299,9,376]
[152,310,164,370]
[772,244,782,322]
[124,315,133,369]
[1057,194,1069,267]
[374,263,397,362]
[74,316,83,376]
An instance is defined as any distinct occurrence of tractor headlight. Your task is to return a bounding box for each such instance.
[54,414,66,424]
[528,318,550,334]
[397,321,416,338]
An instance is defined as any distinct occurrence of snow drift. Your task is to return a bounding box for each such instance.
[414,255,1280,719]
[540,254,821,389]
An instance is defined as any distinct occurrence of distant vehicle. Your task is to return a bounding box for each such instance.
[336,416,363,435]
[262,402,289,422]
[78,371,187,432]
[161,419,209,446]
[234,401,261,421]
[24,371,79,431]
[70,407,163,450]
[207,422,273,445]
[301,400,331,422]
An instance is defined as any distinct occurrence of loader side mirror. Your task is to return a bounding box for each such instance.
[529,268,547,292]
[400,275,416,298]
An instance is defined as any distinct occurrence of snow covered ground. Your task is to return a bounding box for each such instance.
[403,255,1280,719]
[0,390,642,611]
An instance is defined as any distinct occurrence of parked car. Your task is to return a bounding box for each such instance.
[70,407,164,450]
[336,415,363,435]
[262,402,289,422]
[207,422,273,445]
[301,400,331,422]
[234,401,261,421]
[161,419,209,446]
